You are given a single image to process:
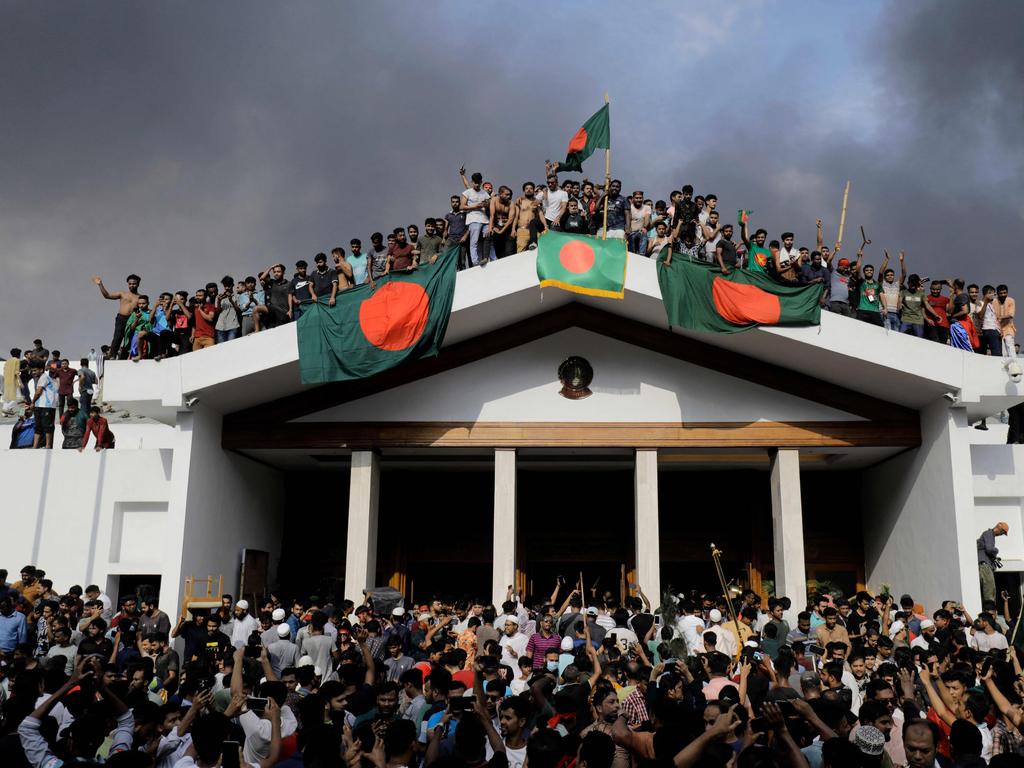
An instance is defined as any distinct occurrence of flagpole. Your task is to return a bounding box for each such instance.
[602,92,610,241]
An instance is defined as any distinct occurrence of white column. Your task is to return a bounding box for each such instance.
[634,449,661,603]
[492,449,517,607]
[770,449,806,625]
[345,450,380,602]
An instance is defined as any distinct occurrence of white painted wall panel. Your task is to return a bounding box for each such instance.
[296,328,864,424]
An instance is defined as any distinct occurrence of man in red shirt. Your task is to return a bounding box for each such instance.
[388,227,416,271]
[80,406,116,452]
[55,359,77,419]
[925,279,953,345]
[191,286,216,351]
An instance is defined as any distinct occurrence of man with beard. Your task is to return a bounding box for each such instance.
[488,186,515,258]
[511,182,547,252]
[93,273,142,359]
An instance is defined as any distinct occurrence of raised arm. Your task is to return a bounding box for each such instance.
[230,645,246,697]
[816,219,824,251]
[92,276,119,300]
[919,665,956,726]
[258,699,283,768]
[637,586,652,613]
[898,251,907,284]
[741,217,752,248]
[984,669,1023,727]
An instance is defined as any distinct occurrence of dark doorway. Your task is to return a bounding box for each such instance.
[518,468,635,605]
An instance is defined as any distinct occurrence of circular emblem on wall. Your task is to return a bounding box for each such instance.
[558,356,593,400]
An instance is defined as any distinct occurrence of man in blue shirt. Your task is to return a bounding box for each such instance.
[30,362,58,448]
[0,597,27,652]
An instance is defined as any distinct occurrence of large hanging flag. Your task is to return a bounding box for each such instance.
[657,255,822,332]
[297,247,458,384]
[554,103,611,173]
[536,230,627,299]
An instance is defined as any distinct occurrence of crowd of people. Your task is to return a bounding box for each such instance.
[81,169,1017,364]
[3,543,1024,768]
[3,169,1022,448]
[2,343,114,450]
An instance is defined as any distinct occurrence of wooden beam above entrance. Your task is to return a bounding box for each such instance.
[223,419,920,450]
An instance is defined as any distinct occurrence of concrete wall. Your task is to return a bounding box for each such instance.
[0,446,173,593]
[862,400,980,612]
[163,407,285,612]
[0,411,283,612]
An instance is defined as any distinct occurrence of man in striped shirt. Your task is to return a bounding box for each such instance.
[525,615,561,669]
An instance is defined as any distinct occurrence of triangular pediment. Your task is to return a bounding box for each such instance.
[293,326,864,424]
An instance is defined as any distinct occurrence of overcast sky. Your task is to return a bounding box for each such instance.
[2,1,1022,357]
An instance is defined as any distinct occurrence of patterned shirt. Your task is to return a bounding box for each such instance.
[620,686,649,728]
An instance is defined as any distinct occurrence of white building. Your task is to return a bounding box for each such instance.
[2,252,1022,618]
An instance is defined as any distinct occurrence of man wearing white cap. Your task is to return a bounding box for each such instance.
[229,600,259,649]
[910,619,936,650]
[499,616,528,662]
[703,609,737,659]
[261,607,289,646]
[266,622,299,677]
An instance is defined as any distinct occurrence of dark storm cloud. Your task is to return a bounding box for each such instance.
[1,1,1021,356]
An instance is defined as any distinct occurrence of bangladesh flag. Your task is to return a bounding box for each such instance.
[297,246,458,384]
[657,255,822,333]
[536,230,627,299]
[554,103,610,174]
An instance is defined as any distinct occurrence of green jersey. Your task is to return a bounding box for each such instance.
[747,244,771,273]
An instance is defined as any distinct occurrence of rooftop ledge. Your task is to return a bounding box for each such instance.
[103,250,1024,424]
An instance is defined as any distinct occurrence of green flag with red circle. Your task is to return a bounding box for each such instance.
[536,230,628,299]
[554,103,610,174]
[657,254,822,333]
[296,246,458,384]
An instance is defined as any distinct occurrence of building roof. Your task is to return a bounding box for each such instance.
[104,251,1023,423]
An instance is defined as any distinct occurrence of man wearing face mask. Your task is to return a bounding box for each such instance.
[525,615,561,670]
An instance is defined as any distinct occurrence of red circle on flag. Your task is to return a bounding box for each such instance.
[567,127,588,154]
[358,282,430,351]
[559,240,595,274]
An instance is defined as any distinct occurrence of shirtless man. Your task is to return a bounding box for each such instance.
[93,274,142,360]
[489,186,514,259]
[510,182,548,252]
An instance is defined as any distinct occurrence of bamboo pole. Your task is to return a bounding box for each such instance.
[836,181,850,249]
[711,543,743,659]
[602,93,610,240]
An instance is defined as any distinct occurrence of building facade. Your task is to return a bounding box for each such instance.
[2,253,1022,619]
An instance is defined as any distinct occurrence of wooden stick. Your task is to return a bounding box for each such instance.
[602,93,610,240]
[836,181,850,248]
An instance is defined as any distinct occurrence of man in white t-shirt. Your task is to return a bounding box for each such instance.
[778,232,800,272]
[675,601,705,656]
[701,210,722,262]
[627,190,652,257]
[539,170,568,231]
[970,612,1009,652]
[461,171,492,267]
[499,617,528,663]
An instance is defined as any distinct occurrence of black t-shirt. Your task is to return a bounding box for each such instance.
[179,622,209,662]
[952,291,971,320]
[311,267,337,297]
[560,213,589,234]
[289,275,313,303]
[264,278,291,312]
[629,612,655,641]
[844,608,879,639]
[197,631,231,662]
[717,238,738,267]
